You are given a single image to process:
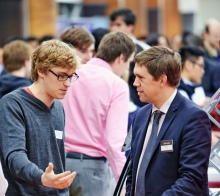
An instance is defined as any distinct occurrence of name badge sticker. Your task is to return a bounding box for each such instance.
[55,130,63,140]
[160,140,173,153]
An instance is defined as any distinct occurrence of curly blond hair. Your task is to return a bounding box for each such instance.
[31,39,81,81]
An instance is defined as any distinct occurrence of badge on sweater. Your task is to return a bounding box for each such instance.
[55,130,63,139]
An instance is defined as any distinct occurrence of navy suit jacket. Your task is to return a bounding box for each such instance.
[126,92,211,196]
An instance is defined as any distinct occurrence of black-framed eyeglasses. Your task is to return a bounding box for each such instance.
[190,61,205,69]
[49,70,79,82]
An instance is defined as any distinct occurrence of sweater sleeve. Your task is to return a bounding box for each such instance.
[0,96,44,185]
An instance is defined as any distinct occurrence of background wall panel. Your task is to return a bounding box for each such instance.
[29,0,58,38]
[0,0,23,47]
[163,0,182,38]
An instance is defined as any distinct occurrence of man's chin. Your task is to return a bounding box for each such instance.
[57,94,66,100]
[139,97,146,103]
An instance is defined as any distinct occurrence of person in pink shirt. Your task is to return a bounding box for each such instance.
[62,31,136,196]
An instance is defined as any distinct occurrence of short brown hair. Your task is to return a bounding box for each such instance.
[96,31,136,63]
[31,39,80,81]
[59,26,95,50]
[134,46,181,87]
[3,40,32,72]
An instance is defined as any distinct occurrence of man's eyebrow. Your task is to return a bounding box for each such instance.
[134,73,142,77]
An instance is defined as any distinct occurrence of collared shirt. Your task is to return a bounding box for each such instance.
[178,78,206,106]
[62,58,129,181]
[0,64,4,75]
[136,89,177,185]
[130,36,151,51]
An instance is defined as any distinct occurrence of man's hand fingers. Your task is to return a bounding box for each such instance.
[45,162,54,173]
[51,170,72,181]
[54,172,77,188]
[42,166,77,189]
[58,171,77,183]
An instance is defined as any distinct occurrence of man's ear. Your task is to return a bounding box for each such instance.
[113,54,124,64]
[23,60,28,67]
[159,75,168,86]
[128,24,135,33]
[37,69,45,78]
[184,60,193,71]
[118,54,125,63]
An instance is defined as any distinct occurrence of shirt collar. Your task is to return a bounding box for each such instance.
[86,57,113,72]
[182,78,197,86]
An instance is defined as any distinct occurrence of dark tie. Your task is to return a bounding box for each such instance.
[136,110,164,195]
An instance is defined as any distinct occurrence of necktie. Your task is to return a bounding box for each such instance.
[136,110,164,195]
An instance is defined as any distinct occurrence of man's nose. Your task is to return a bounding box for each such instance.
[133,78,140,87]
[64,78,71,87]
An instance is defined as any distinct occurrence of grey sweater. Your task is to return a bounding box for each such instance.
[0,88,68,195]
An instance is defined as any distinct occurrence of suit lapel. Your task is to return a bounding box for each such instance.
[132,108,151,177]
[151,92,182,159]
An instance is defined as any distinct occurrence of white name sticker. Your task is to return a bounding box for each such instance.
[55,130,63,140]
[161,145,173,151]
[160,140,173,152]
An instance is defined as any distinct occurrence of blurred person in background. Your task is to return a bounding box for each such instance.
[4,35,24,45]
[62,31,135,196]
[60,26,95,64]
[109,8,150,51]
[92,27,109,55]
[178,46,207,107]
[201,19,220,141]
[25,36,39,49]
[109,8,150,107]
[146,33,170,48]
[171,31,204,52]
[0,40,33,99]
[182,32,204,49]
[178,45,220,146]
[201,18,220,97]
[38,35,54,45]
[171,33,182,52]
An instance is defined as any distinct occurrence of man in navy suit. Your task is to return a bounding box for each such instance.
[125,46,211,196]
